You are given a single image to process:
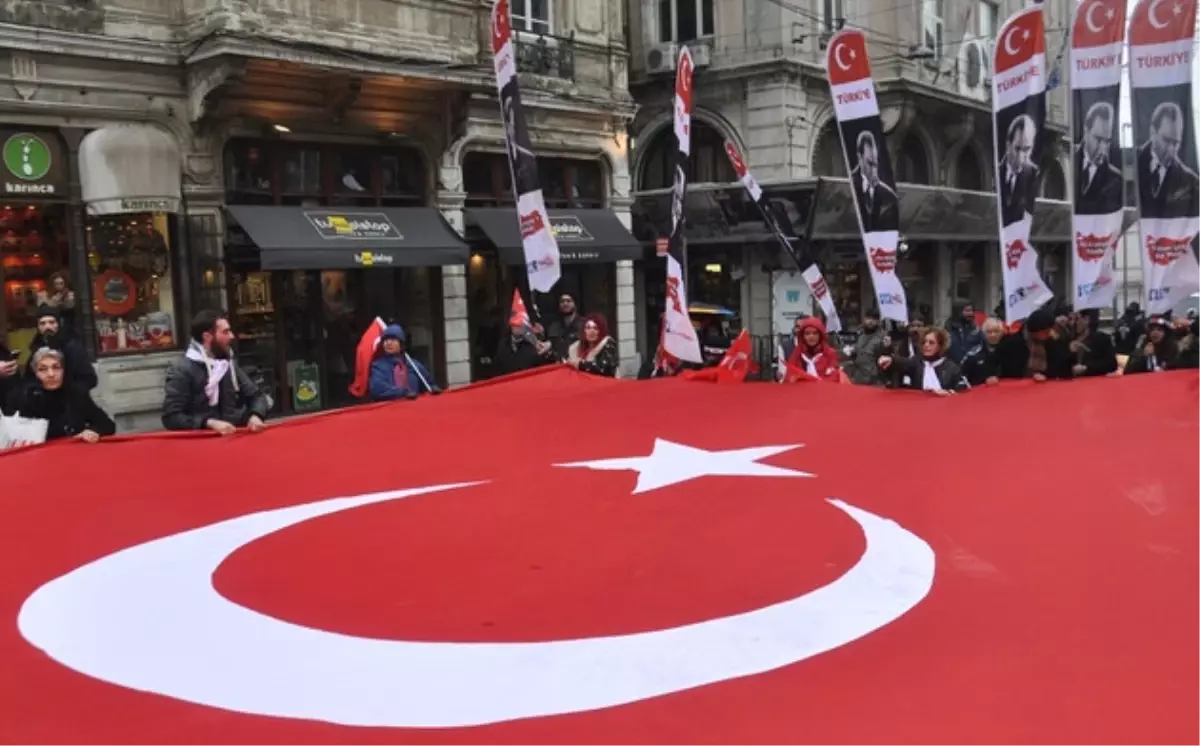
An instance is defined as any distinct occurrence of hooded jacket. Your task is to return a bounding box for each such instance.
[368,325,438,400]
[784,317,842,382]
[945,300,983,363]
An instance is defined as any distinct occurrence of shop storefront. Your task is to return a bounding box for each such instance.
[0,122,186,429]
[222,138,464,414]
[460,152,639,380]
[1,129,73,363]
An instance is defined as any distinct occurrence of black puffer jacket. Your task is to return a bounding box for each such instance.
[161,356,269,430]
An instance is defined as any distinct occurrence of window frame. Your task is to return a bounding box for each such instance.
[657,0,714,43]
[462,152,606,209]
[822,0,845,33]
[223,139,428,208]
[977,0,998,39]
[510,0,552,36]
[921,0,945,60]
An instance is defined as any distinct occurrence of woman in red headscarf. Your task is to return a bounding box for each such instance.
[567,313,619,377]
[783,316,843,382]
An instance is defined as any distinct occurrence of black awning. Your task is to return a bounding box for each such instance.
[465,208,643,264]
[225,206,468,269]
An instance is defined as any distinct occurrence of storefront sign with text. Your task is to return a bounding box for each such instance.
[305,211,403,240]
[1,130,67,197]
[549,216,593,242]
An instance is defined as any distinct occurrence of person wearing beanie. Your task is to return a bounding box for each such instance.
[1124,315,1179,373]
[1020,307,1073,381]
[368,324,440,401]
[23,305,96,392]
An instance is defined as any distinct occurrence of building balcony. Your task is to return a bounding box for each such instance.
[514,31,576,82]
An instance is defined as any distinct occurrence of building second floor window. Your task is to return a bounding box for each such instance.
[224,139,427,207]
[658,0,714,43]
[822,0,845,33]
[922,0,945,59]
[463,152,605,208]
[977,0,998,39]
[511,0,551,35]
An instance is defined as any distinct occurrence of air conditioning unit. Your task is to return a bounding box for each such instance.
[645,42,678,75]
[957,35,992,102]
[691,44,713,68]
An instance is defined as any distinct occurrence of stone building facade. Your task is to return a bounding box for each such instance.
[624,0,1127,350]
[0,0,638,431]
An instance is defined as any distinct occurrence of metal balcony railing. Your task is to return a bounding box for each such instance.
[514,31,576,81]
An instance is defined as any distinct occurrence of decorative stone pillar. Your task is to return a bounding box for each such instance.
[610,196,639,376]
[933,241,952,323]
[436,185,471,387]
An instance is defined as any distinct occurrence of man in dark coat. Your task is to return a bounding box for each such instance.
[23,305,96,393]
[999,114,1040,226]
[1073,101,1126,215]
[1067,309,1118,377]
[1136,102,1200,220]
[162,309,269,434]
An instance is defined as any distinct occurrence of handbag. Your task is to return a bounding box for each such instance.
[0,414,49,451]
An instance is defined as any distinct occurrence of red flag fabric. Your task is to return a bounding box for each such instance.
[348,316,386,398]
[1,369,1196,744]
[509,289,531,332]
[714,329,757,383]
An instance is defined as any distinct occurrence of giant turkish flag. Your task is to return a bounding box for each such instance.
[1,367,1196,744]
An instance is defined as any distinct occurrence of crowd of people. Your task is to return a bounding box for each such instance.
[1,292,1195,450]
[827,299,1199,395]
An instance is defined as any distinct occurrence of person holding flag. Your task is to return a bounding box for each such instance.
[366,324,440,401]
[495,289,557,375]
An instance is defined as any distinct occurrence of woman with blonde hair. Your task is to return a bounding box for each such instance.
[877,326,969,395]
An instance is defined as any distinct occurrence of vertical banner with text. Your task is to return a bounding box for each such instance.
[724,141,843,332]
[1069,0,1128,311]
[491,0,561,295]
[825,29,908,325]
[1128,0,1200,315]
[992,6,1054,323]
[661,46,703,364]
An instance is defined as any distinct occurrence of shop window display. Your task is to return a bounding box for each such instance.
[87,212,178,354]
[1,203,71,360]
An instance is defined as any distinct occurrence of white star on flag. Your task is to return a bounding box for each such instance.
[556,438,812,495]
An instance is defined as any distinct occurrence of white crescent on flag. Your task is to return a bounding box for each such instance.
[19,477,934,728]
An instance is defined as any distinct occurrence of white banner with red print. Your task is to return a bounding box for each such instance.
[724,141,842,332]
[825,29,908,325]
[1069,0,1127,311]
[1128,0,1200,315]
[491,0,561,294]
[992,6,1055,323]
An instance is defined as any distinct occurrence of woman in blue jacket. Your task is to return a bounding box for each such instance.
[368,325,440,401]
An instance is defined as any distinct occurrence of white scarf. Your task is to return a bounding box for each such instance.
[185,341,238,406]
[800,353,819,377]
[921,358,944,392]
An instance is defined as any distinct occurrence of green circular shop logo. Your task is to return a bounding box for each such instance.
[3,133,52,181]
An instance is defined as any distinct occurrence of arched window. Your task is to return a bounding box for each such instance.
[955,147,985,191]
[811,123,847,178]
[893,135,930,185]
[1040,158,1068,200]
[638,119,737,190]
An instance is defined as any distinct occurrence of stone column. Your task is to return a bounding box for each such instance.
[933,241,952,323]
[984,241,1002,317]
[436,183,471,387]
[611,197,639,376]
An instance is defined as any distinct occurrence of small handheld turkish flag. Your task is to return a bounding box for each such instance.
[349,317,387,398]
[715,330,758,384]
[509,289,532,333]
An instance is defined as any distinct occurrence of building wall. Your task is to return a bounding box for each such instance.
[0,0,640,430]
[628,0,1077,335]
